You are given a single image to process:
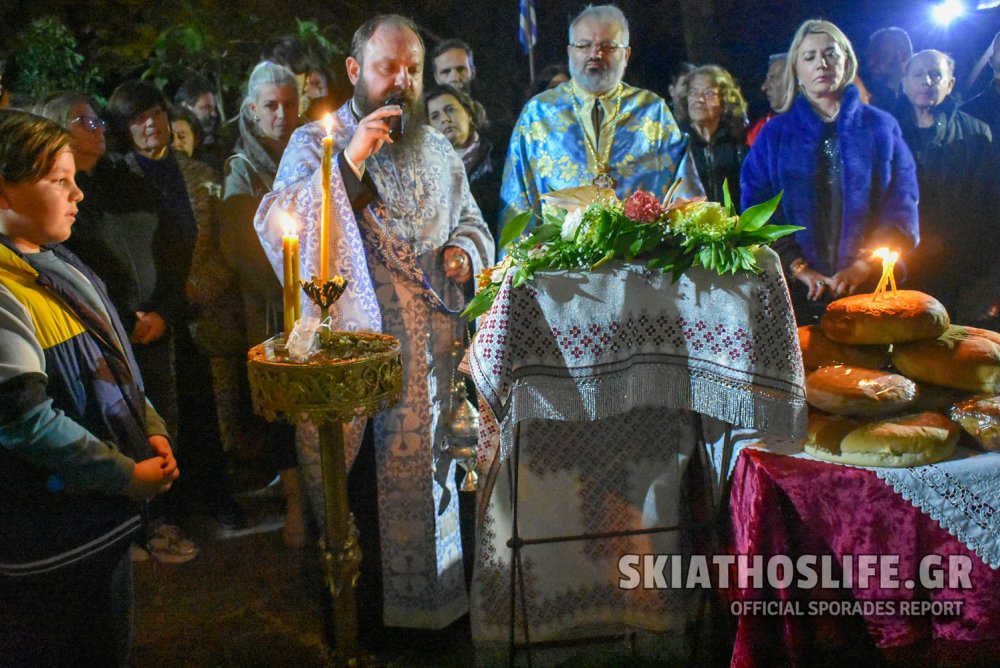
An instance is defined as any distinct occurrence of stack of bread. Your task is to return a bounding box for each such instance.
[800,290,1000,467]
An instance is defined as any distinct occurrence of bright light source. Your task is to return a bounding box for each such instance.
[932,0,966,25]
[977,0,1000,9]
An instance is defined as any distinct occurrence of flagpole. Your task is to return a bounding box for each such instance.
[519,0,538,86]
[528,39,536,85]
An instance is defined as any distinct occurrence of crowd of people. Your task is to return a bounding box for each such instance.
[1,3,1000,664]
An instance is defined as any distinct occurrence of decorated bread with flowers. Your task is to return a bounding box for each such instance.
[892,325,1000,393]
[820,290,950,345]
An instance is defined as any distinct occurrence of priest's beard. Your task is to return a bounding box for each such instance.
[570,55,627,96]
[353,79,426,152]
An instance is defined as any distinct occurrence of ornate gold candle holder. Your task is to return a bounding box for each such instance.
[301,275,348,342]
[247,331,402,667]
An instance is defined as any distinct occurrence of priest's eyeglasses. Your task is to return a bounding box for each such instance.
[569,41,628,55]
[71,115,106,132]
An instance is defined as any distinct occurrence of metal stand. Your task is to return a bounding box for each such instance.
[247,334,402,668]
[503,416,737,667]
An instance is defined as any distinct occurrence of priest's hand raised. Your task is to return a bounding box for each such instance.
[345,105,402,165]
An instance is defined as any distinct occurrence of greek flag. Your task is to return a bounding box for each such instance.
[519,0,537,54]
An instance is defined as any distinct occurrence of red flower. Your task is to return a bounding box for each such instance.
[622,190,664,223]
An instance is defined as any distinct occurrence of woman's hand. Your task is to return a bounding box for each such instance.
[828,259,873,297]
[796,266,833,301]
[443,247,473,283]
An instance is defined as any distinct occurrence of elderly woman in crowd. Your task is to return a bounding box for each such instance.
[218,60,306,548]
[106,80,246,530]
[426,84,500,241]
[675,64,749,206]
[741,19,919,323]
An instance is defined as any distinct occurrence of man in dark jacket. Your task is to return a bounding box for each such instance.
[895,49,998,321]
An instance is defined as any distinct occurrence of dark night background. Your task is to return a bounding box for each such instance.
[1,1,999,124]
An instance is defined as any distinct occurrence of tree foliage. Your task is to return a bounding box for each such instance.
[10,17,103,99]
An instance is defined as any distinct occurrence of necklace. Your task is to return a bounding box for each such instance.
[570,81,623,188]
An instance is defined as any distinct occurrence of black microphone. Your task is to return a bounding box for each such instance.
[383,95,405,141]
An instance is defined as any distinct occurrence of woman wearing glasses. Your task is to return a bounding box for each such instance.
[33,93,107,174]
[674,65,749,206]
[741,19,918,324]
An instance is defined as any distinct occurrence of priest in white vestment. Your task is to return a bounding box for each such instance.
[254,14,494,632]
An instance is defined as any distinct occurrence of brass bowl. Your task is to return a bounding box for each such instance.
[247,331,403,424]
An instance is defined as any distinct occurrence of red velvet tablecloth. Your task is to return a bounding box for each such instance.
[729,448,1000,667]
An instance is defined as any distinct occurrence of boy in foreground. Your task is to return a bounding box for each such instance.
[0,109,179,665]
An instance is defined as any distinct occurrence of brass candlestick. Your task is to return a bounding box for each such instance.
[301,275,348,342]
[247,332,401,667]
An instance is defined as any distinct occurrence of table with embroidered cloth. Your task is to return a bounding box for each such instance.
[464,248,808,660]
[728,442,1000,668]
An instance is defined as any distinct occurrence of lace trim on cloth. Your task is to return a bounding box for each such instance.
[875,453,1000,569]
[774,441,1000,571]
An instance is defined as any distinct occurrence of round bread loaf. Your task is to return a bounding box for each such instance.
[891,325,1000,393]
[820,290,950,345]
[798,325,889,370]
[838,412,959,467]
[949,394,1000,452]
[805,365,918,416]
[803,412,861,457]
[805,411,958,467]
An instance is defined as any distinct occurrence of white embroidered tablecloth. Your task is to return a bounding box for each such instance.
[764,437,1000,570]
[467,249,808,657]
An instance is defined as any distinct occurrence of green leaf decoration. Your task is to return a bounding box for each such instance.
[499,211,533,249]
[722,178,734,216]
[466,190,795,320]
[462,284,501,320]
[736,191,783,233]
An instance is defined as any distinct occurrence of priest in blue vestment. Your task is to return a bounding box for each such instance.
[499,4,703,236]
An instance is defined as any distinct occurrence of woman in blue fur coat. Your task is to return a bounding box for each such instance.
[741,19,919,323]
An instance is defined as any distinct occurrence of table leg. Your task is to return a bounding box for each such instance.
[318,418,362,667]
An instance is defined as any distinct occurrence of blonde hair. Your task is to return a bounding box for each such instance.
[779,19,858,113]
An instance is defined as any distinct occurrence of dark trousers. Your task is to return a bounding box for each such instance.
[173,322,231,512]
[0,548,133,667]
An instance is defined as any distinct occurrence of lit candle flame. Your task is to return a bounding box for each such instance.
[279,211,298,238]
[871,247,900,299]
[280,212,301,334]
[323,113,334,137]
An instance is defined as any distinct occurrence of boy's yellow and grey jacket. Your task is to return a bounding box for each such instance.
[0,235,164,577]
